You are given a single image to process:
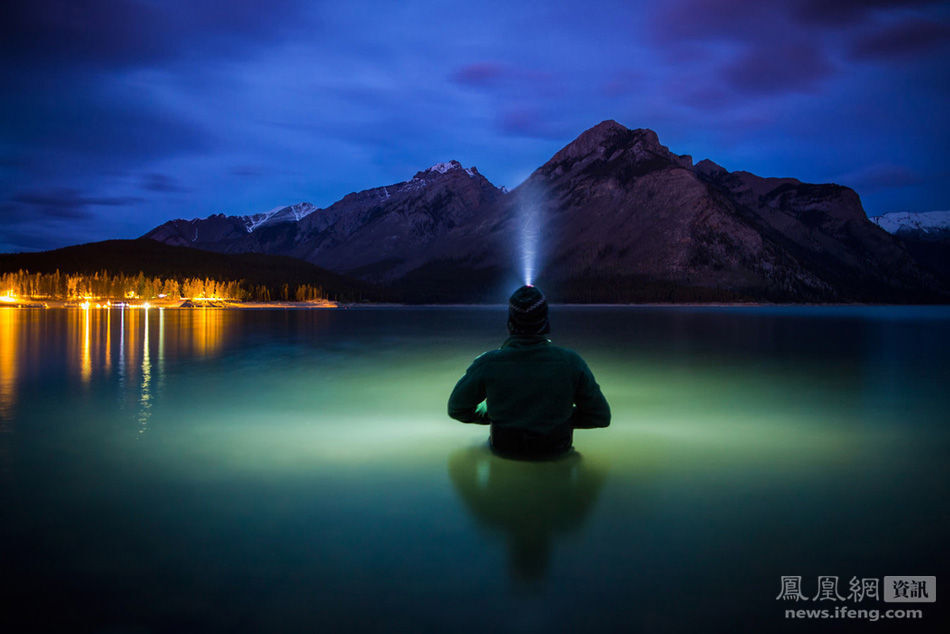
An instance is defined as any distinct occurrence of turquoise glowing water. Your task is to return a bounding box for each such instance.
[1,305,948,632]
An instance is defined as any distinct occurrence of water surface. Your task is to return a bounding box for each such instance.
[1,305,948,632]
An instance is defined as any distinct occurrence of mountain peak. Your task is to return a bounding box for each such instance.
[413,160,479,180]
[574,119,634,146]
[546,120,669,165]
[588,119,628,136]
[531,120,684,182]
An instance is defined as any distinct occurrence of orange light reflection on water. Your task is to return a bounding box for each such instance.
[186,307,224,358]
[2,306,229,429]
[105,308,111,373]
[81,306,91,384]
[138,307,151,435]
[126,307,139,379]
[118,306,126,389]
[0,309,17,424]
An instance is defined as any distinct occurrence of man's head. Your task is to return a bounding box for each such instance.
[508,285,549,335]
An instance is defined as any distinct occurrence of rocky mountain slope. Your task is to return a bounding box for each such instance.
[143,121,945,303]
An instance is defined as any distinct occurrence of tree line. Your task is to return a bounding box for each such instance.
[0,269,325,302]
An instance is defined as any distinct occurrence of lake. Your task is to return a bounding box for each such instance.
[1,305,947,632]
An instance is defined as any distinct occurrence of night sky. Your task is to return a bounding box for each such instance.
[1,0,948,253]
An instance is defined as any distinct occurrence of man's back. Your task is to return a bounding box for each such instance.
[448,285,610,458]
[449,334,609,434]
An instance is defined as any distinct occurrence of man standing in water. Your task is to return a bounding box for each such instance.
[448,285,611,459]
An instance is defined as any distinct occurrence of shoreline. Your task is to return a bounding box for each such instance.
[0,298,340,309]
[3,299,948,310]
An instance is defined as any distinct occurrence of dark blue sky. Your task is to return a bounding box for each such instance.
[1,0,948,252]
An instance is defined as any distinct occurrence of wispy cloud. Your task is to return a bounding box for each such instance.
[850,19,950,60]
[836,163,926,191]
[7,188,142,220]
[140,173,191,194]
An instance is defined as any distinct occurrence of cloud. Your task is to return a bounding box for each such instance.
[651,0,767,42]
[2,81,210,163]
[0,157,27,170]
[0,224,67,252]
[648,2,838,99]
[721,41,836,95]
[496,108,572,139]
[793,0,945,26]
[140,173,190,193]
[449,61,556,92]
[7,188,142,220]
[449,62,569,138]
[665,82,741,111]
[0,0,312,69]
[452,62,509,86]
[0,0,310,201]
[850,19,950,60]
[1,187,145,252]
[230,166,266,177]
[648,0,946,103]
[836,163,925,191]
[601,71,646,98]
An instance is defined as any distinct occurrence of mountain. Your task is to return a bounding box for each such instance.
[143,121,946,303]
[0,239,383,302]
[870,211,950,284]
[500,121,942,302]
[142,202,318,251]
[144,161,504,283]
[870,211,950,239]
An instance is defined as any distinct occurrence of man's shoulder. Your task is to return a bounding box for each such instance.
[546,344,590,368]
[471,348,502,365]
[546,342,581,358]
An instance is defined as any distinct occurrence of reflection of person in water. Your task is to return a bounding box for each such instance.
[448,445,606,581]
[448,285,611,459]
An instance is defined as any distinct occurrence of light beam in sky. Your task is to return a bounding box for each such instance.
[518,198,541,286]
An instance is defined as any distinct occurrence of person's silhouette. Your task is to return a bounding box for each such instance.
[448,285,610,459]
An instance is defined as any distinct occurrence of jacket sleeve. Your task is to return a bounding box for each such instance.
[447,357,491,424]
[570,356,611,429]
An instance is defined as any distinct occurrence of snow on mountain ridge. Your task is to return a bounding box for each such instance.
[243,202,318,232]
[426,160,462,174]
[243,212,274,233]
[871,211,950,235]
[421,160,476,177]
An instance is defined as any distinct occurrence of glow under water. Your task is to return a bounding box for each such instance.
[1,306,948,632]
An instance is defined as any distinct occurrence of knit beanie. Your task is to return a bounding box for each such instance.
[508,285,550,335]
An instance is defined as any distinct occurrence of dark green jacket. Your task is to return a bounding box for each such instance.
[447,335,611,436]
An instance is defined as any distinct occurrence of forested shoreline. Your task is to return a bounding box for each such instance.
[0,239,380,302]
[0,269,325,302]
